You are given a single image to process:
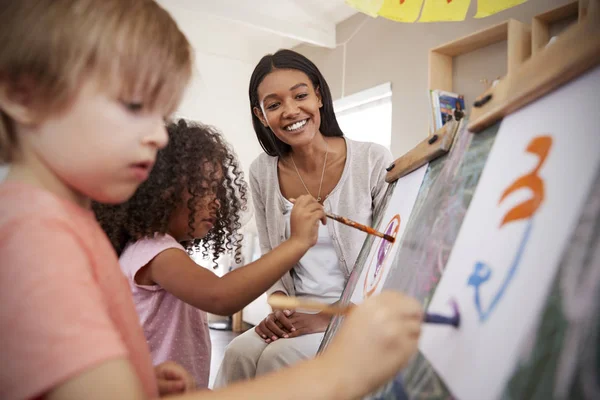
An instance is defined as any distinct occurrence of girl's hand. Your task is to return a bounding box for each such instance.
[286,312,332,338]
[154,361,195,396]
[289,195,326,250]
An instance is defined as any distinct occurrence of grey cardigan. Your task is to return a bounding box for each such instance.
[249,137,393,296]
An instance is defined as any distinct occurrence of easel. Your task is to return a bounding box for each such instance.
[320,3,600,398]
[385,120,460,183]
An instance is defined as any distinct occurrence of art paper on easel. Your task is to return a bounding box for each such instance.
[351,164,428,304]
[419,66,600,400]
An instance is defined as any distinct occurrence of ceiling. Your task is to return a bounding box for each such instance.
[157,0,357,63]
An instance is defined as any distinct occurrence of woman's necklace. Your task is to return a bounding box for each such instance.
[290,140,329,202]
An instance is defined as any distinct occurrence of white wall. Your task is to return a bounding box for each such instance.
[176,51,263,177]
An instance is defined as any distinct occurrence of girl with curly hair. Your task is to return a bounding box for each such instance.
[93,118,327,389]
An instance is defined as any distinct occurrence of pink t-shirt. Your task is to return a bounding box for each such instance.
[0,182,157,400]
[120,234,211,388]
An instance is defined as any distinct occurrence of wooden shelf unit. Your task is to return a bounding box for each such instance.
[428,19,531,95]
[532,1,580,55]
[467,1,600,133]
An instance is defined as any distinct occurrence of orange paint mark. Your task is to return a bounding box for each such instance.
[399,0,405,4]
[498,136,552,227]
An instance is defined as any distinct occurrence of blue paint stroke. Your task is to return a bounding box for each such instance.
[468,220,534,322]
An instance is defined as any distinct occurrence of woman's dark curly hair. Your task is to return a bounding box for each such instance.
[93,119,248,267]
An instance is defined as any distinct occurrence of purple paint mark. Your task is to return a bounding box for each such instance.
[374,221,397,277]
[425,298,461,328]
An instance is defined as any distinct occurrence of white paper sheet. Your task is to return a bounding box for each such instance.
[419,66,600,400]
[351,163,428,303]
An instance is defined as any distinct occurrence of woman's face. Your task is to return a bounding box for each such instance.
[254,68,323,149]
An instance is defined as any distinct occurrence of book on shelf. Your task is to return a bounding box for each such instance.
[429,89,466,133]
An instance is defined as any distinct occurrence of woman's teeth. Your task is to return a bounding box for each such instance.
[285,119,307,131]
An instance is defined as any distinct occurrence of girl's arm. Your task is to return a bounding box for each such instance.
[46,291,423,400]
[145,195,324,315]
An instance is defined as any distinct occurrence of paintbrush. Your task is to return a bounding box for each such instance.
[326,212,395,243]
[268,294,460,328]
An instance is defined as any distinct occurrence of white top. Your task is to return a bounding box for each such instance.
[283,199,345,305]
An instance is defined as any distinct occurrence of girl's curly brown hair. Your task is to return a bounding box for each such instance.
[93,119,248,267]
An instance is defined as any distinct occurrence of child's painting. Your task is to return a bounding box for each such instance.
[350,164,427,304]
[419,67,600,400]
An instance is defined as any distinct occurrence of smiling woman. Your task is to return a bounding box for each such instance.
[214,49,394,387]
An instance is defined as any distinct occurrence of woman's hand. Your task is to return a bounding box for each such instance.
[255,308,296,343]
[285,312,332,338]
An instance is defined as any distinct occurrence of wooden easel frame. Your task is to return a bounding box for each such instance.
[385,120,460,183]
[468,0,600,133]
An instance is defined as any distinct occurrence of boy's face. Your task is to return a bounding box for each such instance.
[24,78,169,205]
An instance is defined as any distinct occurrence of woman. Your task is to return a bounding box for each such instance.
[214,49,393,386]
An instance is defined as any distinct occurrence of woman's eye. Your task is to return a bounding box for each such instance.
[296,93,308,100]
[266,102,280,111]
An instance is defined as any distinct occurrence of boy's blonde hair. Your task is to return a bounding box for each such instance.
[0,0,193,162]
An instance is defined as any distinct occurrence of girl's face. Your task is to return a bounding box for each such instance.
[168,162,222,242]
[254,68,323,149]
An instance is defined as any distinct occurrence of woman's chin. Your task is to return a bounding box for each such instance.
[276,129,318,148]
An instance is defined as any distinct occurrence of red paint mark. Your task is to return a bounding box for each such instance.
[498,136,552,227]
[447,0,452,3]
[399,0,405,4]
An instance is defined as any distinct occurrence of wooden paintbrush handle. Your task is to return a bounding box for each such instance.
[269,295,460,328]
[268,294,352,315]
[325,212,395,243]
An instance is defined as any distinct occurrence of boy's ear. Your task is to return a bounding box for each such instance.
[0,80,38,125]
[253,106,269,128]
